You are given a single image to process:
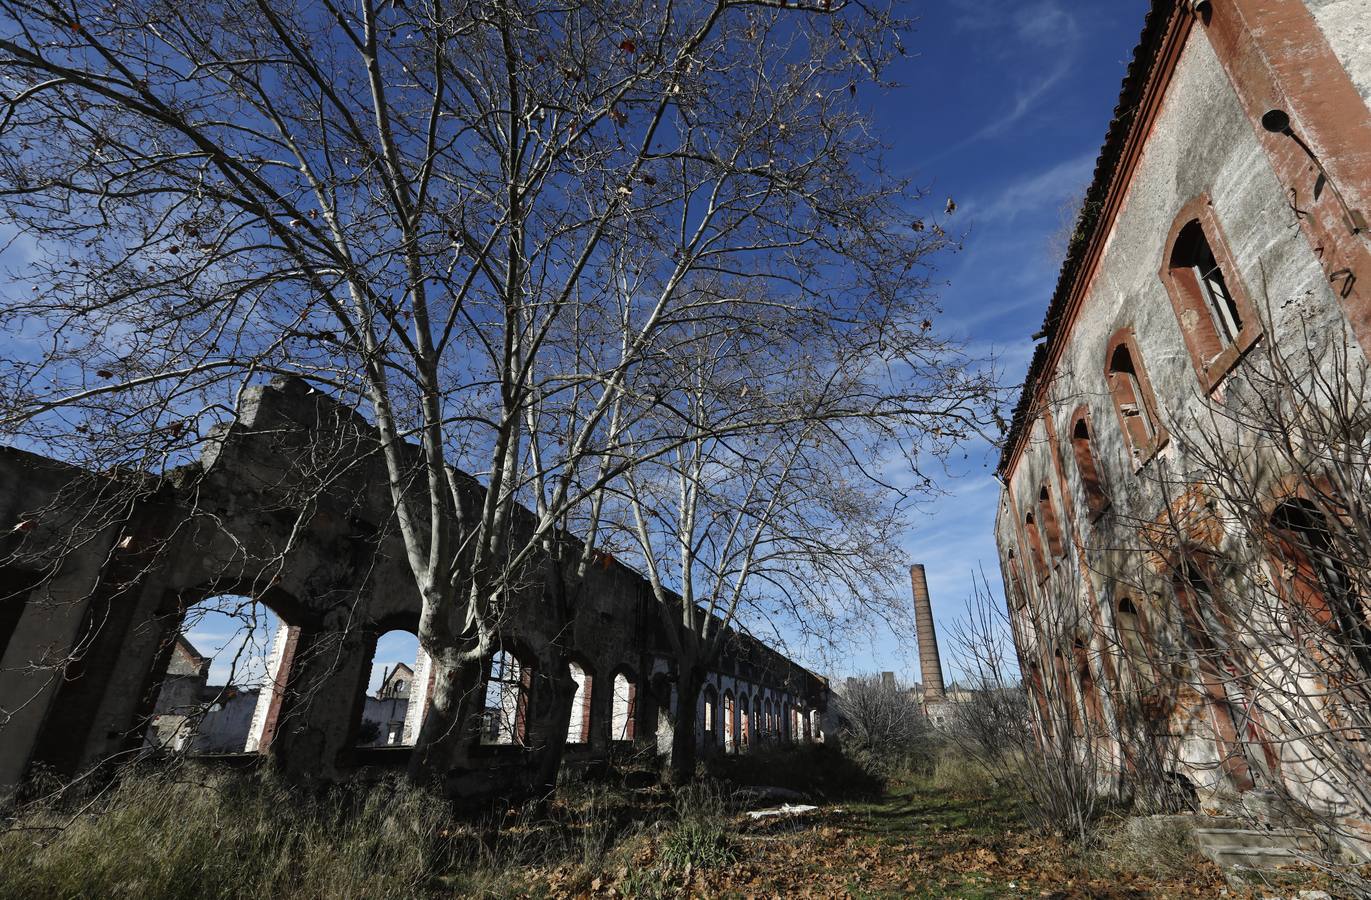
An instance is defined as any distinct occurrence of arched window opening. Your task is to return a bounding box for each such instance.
[1052,648,1081,736]
[1006,551,1029,609]
[1270,499,1371,674]
[738,693,751,749]
[146,594,284,756]
[723,691,736,752]
[1172,220,1243,345]
[1115,596,1157,689]
[1072,639,1105,734]
[1024,512,1049,582]
[783,700,793,742]
[1070,414,1109,518]
[763,698,773,737]
[1038,484,1065,558]
[702,684,720,745]
[1106,340,1163,463]
[612,671,637,741]
[1161,201,1262,388]
[358,629,421,747]
[569,662,592,743]
[1172,565,1278,790]
[481,649,531,746]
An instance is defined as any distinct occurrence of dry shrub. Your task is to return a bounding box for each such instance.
[0,764,463,899]
[1093,815,1206,880]
[0,763,642,899]
[922,743,1006,796]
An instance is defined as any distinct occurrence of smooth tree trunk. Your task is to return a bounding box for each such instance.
[667,664,705,786]
[407,648,484,788]
[530,649,577,797]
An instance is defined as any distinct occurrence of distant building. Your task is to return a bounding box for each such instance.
[377,663,412,700]
[145,636,256,753]
[359,662,413,746]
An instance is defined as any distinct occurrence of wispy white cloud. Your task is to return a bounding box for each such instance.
[965,152,1095,226]
[969,56,1074,143]
[1011,2,1082,51]
[921,0,1084,163]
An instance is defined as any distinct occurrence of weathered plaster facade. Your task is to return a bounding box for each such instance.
[996,0,1371,848]
[0,377,826,796]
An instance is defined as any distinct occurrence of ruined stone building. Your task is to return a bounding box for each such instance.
[995,0,1371,852]
[144,636,257,754]
[359,663,412,748]
[0,377,828,796]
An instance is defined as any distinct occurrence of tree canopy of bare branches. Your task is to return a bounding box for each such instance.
[0,0,993,787]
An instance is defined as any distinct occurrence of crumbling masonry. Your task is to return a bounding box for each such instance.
[997,0,1371,854]
[0,377,827,795]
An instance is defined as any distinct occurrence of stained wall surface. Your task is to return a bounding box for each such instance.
[0,378,826,794]
[995,0,1371,847]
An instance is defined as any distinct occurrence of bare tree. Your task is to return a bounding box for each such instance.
[609,282,993,782]
[948,568,1107,844]
[834,673,929,774]
[1098,311,1371,888]
[1004,278,1371,888]
[0,0,988,788]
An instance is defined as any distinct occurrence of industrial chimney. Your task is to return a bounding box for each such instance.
[909,564,946,699]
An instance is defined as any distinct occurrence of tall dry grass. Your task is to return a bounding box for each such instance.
[0,764,636,899]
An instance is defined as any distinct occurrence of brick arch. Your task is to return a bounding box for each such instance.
[481,640,537,747]
[1104,327,1168,467]
[1159,194,1262,391]
[1037,483,1066,559]
[1067,404,1110,520]
[1169,559,1281,793]
[1072,636,1105,736]
[702,683,721,746]
[565,655,596,744]
[722,689,737,752]
[608,664,639,742]
[1023,511,1049,583]
[736,689,752,749]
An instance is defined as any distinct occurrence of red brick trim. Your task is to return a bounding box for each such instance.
[1203,0,1371,357]
[1104,328,1170,468]
[1073,636,1106,737]
[1040,412,1079,549]
[258,625,301,752]
[578,669,593,743]
[1067,404,1111,521]
[1005,486,1049,598]
[1159,194,1264,391]
[1000,6,1195,483]
[1037,483,1067,561]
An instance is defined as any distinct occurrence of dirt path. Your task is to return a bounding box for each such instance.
[536,780,1247,899]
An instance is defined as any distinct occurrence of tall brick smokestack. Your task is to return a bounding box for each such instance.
[909,564,946,699]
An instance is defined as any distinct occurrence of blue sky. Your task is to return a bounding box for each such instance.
[124,0,1154,694]
[349,0,1150,691]
[851,0,1150,682]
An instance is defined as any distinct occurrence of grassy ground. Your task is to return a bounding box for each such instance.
[0,750,1325,898]
[521,772,1237,899]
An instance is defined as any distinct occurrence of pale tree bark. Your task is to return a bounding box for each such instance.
[0,0,984,791]
[611,281,994,782]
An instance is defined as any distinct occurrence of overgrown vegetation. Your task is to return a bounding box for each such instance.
[704,742,884,799]
[0,750,848,899]
[833,673,937,777]
[1,744,1279,898]
[2,765,466,899]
